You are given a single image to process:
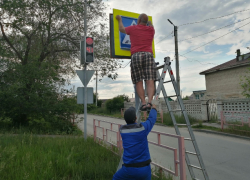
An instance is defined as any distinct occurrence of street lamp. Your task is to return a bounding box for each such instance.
[168,19,180,95]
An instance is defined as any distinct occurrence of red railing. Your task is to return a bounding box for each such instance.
[121,108,163,123]
[93,119,186,180]
[220,111,250,132]
[93,119,123,155]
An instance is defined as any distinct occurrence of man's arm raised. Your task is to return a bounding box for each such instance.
[147,21,154,27]
[116,15,126,34]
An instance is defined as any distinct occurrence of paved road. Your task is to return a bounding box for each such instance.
[77,114,250,180]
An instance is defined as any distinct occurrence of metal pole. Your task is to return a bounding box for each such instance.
[83,0,87,140]
[174,26,180,95]
[96,70,98,106]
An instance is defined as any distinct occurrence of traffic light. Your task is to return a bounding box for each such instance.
[80,37,94,64]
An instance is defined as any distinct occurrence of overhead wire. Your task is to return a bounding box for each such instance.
[117,9,250,69]
[180,54,217,66]
[121,60,131,68]
[181,20,250,56]
[178,8,250,26]
[178,16,250,42]
[155,31,173,44]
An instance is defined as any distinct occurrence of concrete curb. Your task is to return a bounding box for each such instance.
[193,129,250,141]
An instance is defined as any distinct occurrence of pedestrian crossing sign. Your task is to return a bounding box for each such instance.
[110,9,155,59]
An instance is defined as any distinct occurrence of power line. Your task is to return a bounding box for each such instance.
[155,31,173,44]
[179,16,250,42]
[181,20,250,56]
[121,61,131,68]
[155,49,175,53]
[179,8,250,27]
[180,54,217,66]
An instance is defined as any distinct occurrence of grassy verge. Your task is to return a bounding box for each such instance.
[192,123,250,137]
[0,123,83,136]
[0,135,119,180]
[89,107,123,119]
[0,134,172,180]
[162,112,198,126]
[0,116,83,135]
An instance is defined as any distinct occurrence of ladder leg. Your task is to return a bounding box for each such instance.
[163,57,209,180]
[159,76,196,179]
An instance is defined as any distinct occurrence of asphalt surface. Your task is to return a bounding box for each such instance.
[77,114,250,180]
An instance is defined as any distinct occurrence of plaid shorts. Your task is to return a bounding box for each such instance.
[130,52,157,84]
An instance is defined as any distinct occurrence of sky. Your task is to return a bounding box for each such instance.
[70,0,250,100]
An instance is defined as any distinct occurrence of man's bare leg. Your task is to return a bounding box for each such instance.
[146,80,155,108]
[135,81,146,106]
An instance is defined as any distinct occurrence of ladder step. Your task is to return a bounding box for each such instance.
[163,80,172,83]
[184,138,193,141]
[186,151,197,155]
[188,164,202,170]
[156,64,164,70]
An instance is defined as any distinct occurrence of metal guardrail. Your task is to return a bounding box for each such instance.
[93,118,186,180]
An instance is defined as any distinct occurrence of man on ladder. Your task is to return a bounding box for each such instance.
[116,13,156,111]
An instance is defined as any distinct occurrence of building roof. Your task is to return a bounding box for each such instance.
[200,52,250,75]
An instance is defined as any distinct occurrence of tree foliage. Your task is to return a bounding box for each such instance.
[105,95,130,113]
[0,0,121,80]
[0,0,121,129]
[241,65,250,98]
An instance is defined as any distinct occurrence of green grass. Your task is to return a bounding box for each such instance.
[0,134,172,180]
[0,135,118,180]
[89,107,123,119]
[0,117,83,135]
[0,123,83,136]
[192,123,250,137]
[162,112,198,126]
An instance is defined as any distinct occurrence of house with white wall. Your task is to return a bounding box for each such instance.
[200,49,250,99]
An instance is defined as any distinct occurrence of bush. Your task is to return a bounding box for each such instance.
[105,94,130,113]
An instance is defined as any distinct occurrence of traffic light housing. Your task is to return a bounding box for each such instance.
[80,37,94,64]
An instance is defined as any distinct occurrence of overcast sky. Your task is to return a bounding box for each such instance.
[71,0,250,100]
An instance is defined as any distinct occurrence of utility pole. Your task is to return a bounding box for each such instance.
[83,0,88,140]
[168,19,180,95]
[96,70,98,106]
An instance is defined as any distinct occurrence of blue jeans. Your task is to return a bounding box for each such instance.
[113,164,151,180]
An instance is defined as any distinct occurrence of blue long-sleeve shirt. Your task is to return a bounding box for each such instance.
[119,109,157,165]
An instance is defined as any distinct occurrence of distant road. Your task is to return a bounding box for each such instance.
[77,114,250,180]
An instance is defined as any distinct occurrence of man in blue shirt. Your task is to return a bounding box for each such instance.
[113,104,157,180]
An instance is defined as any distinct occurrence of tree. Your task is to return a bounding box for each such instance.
[241,57,250,98]
[0,0,121,79]
[0,0,121,125]
[105,94,130,113]
[93,93,102,107]
[182,95,189,100]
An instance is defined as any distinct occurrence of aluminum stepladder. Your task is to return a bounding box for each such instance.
[117,57,209,180]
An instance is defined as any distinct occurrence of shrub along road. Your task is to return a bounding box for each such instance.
[77,114,250,180]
